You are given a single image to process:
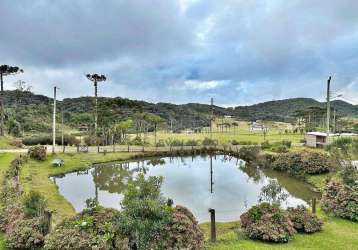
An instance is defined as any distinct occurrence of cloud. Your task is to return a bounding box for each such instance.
[183,80,228,90]
[1,0,358,106]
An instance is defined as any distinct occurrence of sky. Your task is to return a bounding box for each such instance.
[1,0,358,106]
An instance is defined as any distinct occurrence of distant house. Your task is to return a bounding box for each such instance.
[78,124,89,132]
[250,122,266,132]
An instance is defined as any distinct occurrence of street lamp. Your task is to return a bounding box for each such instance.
[86,73,106,132]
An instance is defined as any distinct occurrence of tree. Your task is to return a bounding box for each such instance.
[144,113,164,146]
[85,73,106,132]
[115,119,133,143]
[0,65,24,136]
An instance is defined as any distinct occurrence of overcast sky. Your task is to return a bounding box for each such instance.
[1,0,358,105]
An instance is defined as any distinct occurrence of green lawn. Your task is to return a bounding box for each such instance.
[145,130,304,145]
[19,152,143,226]
[202,209,358,250]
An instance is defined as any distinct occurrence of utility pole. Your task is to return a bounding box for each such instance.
[326,76,331,134]
[61,109,64,152]
[333,108,336,133]
[52,86,57,154]
[210,97,214,139]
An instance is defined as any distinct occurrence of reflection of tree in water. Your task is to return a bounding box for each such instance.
[147,158,166,166]
[239,162,263,184]
[262,168,320,203]
[91,162,148,194]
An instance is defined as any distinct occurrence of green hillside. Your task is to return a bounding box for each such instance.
[2,90,357,133]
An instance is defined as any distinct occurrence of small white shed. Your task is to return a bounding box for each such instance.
[305,132,331,148]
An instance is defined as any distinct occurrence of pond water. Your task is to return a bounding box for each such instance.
[52,155,319,222]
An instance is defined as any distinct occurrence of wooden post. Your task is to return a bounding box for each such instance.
[127,145,130,152]
[97,145,100,153]
[312,198,316,214]
[44,209,52,234]
[208,208,216,242]
[77,145,79,153]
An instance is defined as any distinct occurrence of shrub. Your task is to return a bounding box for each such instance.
[23,191,47,218]
[117,174,172,249]
[240,203,295,243]
[23,135,80,146]
[156,205,204,250]
[28,145,47,161]
[261,141,271,150]
[321,181,358,222]
[84,136,102,146]
[155,139,166,147]
[5,217,46,249]
[44,208,126,250]
[202,137,217,146]
[9,139,23,148]
[232,140,256,146]
[166,138,183,147]
[287,206,323,233]
[238,146,261,163]
[271,144,289,153]
[185,139,199,146]
[271,151,331,176]
[281,140,292,148]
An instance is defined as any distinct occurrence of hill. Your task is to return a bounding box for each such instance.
[2,90,357,132]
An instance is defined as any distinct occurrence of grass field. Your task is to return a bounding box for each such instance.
[202,209,358,250]
[145,130,303,145]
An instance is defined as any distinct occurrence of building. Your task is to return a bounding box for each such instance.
[305,132,357,148]
[305,132,331,148]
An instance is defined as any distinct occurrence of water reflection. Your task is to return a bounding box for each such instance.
[52,155,319,222]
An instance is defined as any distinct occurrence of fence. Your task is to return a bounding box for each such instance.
[41,144,247,154]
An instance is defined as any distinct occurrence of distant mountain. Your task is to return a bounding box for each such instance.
[2,90,357,132]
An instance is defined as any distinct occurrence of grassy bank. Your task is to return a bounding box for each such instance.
[202,209,358,250]
[19,152,143,226]
[0,153,18,250]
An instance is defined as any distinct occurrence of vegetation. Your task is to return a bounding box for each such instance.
[0,90,357,136]
[321,181,358,222]
[271,151,332,177]
[240,203,296,243]
[287,206,323,233]
[28,145,47,161]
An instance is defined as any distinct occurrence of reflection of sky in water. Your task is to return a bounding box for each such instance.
[53,155,315,222]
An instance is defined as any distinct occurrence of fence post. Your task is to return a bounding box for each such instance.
[44,209,52,234]
[77,145,79,153]
[312,198,316,214]
[97,145,100,153]
[208,208,216,242]
[128,145,130,152]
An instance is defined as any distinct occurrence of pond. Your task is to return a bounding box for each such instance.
[51,155,319,222]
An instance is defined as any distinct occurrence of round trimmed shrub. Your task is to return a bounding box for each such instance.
[156,205,204,250]
[321,181,358,222]
[271,151,331,176]
[287,206,323,233]
[240,203,296,243]
[44,208,127,250]
[28,145,47,161]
